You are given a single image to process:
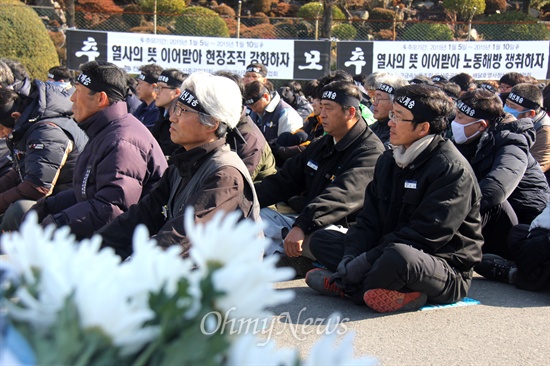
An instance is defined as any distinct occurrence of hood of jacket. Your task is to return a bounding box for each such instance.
[497,114,536,149]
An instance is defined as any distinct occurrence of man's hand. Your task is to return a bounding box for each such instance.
[283,226,305,257]
[330,253,371,285]
[23,197,48,223]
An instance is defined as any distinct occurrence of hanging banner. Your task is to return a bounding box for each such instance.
[66,30,330,80]
[337,41,550,80]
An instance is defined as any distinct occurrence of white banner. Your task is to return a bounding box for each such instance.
[372,41,549,80]
[106,32,295,78]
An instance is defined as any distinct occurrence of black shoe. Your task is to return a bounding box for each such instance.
[475,254,517,284]
[276,255,314,277]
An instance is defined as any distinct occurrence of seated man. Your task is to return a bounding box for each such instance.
[243,80,303,150]
[98,72,260,259]
[306,84,483,313]
[0,81,87,231]
[368,74,408,147]
[133,63,163,128]
[478,200,550,291]
[255,80,384,275]
[150,68,187,159]
[452,89,549,260]
[504,83,550,181]
[28,61,168,239]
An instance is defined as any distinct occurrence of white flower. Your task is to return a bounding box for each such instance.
[184,208,295,318]
[225,334,298,366]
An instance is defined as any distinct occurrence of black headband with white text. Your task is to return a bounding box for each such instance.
[376,83,395,95]
[321,90,360,108]
[245,66,267,77]
[76,73,126,101]
[395,95,438,122]
[507,92,540,110]
[455,100,489,120]
[137,73,158,84]
[177,89,207,114]
[157,74,181,88]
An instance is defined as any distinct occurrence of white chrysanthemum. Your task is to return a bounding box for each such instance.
[225,334,298,366]
[303,315,379,366]
[184,208,295,318]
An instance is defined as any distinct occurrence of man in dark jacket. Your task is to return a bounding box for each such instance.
[28,61,168,239]
[132,63,163,128]
[306,84,483,313]
[150,68,186,159]
[0,81,88,231]
[451,89,549,262]
[255,80,385,275]
[369,74,408,148]
[97,72,260,259]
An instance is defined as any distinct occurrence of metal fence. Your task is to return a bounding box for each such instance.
[30,6,550,42]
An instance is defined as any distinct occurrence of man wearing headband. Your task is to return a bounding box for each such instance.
[369,74,408,147]
[0,79,87,232]
[132,63,163,128]
[27,60,167,239]
[150,68,187,159]
[46,66,73,91]
[306,84,483,313]
[451,89,550,284]
[255,80,384,276]
[505,83,550,181]
[98,72,260,259]
[243,80,303,149]
[243,62,268,86]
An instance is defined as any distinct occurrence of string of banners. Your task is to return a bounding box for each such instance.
[67,30,550,80]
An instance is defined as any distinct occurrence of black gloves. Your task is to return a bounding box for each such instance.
[330,253,372,286]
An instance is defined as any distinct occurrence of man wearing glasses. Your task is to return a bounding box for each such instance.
[98,72,260,259]
[150,68,187,159]
[306,84,483,313]
[368,74,408,148]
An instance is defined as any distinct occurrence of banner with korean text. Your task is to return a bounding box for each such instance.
[337,41,550,80]
[66,29,330,80]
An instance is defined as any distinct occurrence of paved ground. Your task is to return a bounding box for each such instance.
[269,274,550,365]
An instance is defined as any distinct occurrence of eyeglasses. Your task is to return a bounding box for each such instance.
[154,85,177,93]
[389,110,415,123]
[172,104,210,117]
[372,95,391,104]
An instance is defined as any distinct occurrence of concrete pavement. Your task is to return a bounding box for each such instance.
[269,274,550,365]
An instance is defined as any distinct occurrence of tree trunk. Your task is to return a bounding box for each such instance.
[322,0,336,39]
[522,0,530,14]
[65,0,75,28]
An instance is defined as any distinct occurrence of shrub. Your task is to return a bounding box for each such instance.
[297,2,345,20]
[130,24,171,34]
[122,4,143,28]
[369,7,395,21]
[174,6,230,37]
[442,0,485,20]
[213,3,235,17]
[332,23,357,40]
[484,0,506,15]
[0,0,59,79]
[139,0,186,14]
[375,29,394,40]
[251,0,277,14]
[402,23,454,41]
[483,11,550,40]
[274,20,299,39]
[240,23,277,39]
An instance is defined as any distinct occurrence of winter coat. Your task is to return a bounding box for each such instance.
[0,80,88,214]
[344,136,483,274]
[98,138,260,259]
[255,117,384,234]
[43,101,168,239]
[457,115,550,224]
